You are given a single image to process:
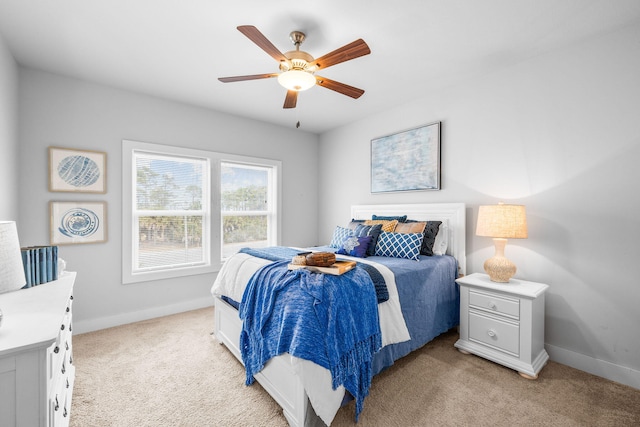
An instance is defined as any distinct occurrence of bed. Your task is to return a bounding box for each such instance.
[211,203,466,426]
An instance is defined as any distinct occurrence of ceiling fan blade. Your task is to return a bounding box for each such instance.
[313,39,371,70]
[283,90,298,109]
[237,25,288,63]
[218,73,278,83]
[315,76,365,99]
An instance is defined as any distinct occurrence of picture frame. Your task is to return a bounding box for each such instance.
[371,121,441,193]
[49,146,106,193]
[50,201,107,245]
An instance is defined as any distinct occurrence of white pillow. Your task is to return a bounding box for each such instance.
[433,222,448,256]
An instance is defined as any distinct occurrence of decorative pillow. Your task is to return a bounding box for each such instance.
[420,221,442,256]
[347,219,365,230]
[329,226,354,248]
[364,219,398,232]
[394,221,426,234]
[374,231,424,260]
[353,223,383,256]
[336,235,372,258]
[432,223,448,256]
[372,214,407,223]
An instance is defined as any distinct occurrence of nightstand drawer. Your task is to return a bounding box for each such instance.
[469,311,519,356]
[469,290,519,320]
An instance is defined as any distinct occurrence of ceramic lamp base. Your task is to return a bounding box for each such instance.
[484,238,516,283]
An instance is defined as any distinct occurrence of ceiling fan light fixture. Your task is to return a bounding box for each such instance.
[277,69,316,91]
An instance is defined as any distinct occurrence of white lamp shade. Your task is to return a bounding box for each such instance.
[476,203,528,239]
[0,221,26,293]
[277,70,316,91]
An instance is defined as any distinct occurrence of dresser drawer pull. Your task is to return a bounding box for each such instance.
[61,363,66,374]
[66,378,70,388]
[70,295,74,300]
[54,396,59,411]
[66,341,69,351]
[54,346,60,354]
[63,406,68,417]
[487,329,497,338]
[61,324,65,331]
[66,307,70,312]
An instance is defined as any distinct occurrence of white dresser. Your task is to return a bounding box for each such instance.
[454,273,549,379]
[0,272,76,427]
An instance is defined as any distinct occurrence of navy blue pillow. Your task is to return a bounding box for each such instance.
[372,214,407,223]
[336,235,372,258]
[354,223,383,256]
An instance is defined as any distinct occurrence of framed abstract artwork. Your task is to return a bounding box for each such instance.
[49,146,106,193]
[50,201,107,245]
[371,121,441,193]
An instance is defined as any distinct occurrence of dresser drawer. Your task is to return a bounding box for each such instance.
[469,290,520,320]
[469,311,520,356]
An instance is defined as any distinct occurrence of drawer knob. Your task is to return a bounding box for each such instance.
[61,324,65,331]
[66,307,70,313]
[54,396,59,411]
[489,302,497,310]
[54,346,60,354]
[487,329,497,338]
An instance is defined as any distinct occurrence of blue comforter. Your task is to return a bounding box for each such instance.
[239,260,381,421]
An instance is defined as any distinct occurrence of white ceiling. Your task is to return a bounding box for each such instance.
[1,0,640,134]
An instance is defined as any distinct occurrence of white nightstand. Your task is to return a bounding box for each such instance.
[454,273,549,379]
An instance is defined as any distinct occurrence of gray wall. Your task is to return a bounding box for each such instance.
[0,34,18,220]
[318,24,640,388]
[17,68,319,332]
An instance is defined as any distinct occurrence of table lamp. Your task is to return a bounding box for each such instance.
[1,221,27,327]
[475,203,527,283]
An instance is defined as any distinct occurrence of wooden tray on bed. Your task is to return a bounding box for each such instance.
[287,260,356,275]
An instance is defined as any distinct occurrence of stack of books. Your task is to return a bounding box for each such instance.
[21,246,59,287]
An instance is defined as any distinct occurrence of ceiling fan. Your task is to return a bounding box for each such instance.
[218,25,371,109]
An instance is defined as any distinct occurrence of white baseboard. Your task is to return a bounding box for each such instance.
[73,296,214,335]
[546,343,640,390]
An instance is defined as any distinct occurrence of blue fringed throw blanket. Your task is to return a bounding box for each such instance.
[239,259,382,421]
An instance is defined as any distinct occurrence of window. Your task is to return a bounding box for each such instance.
[134,152,209,272]
[122,140,280,284]
[221,162,276,259]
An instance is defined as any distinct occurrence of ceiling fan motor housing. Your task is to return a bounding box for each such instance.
[280,50,315,72]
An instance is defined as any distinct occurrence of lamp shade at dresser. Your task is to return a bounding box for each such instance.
[454,273,549,379]
[0,272,76,427]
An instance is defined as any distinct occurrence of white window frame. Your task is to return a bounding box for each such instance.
[122,140,281,284]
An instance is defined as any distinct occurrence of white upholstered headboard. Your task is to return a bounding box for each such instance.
[350,203,466,276]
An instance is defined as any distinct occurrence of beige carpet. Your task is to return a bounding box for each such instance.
[70,307,640,427]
